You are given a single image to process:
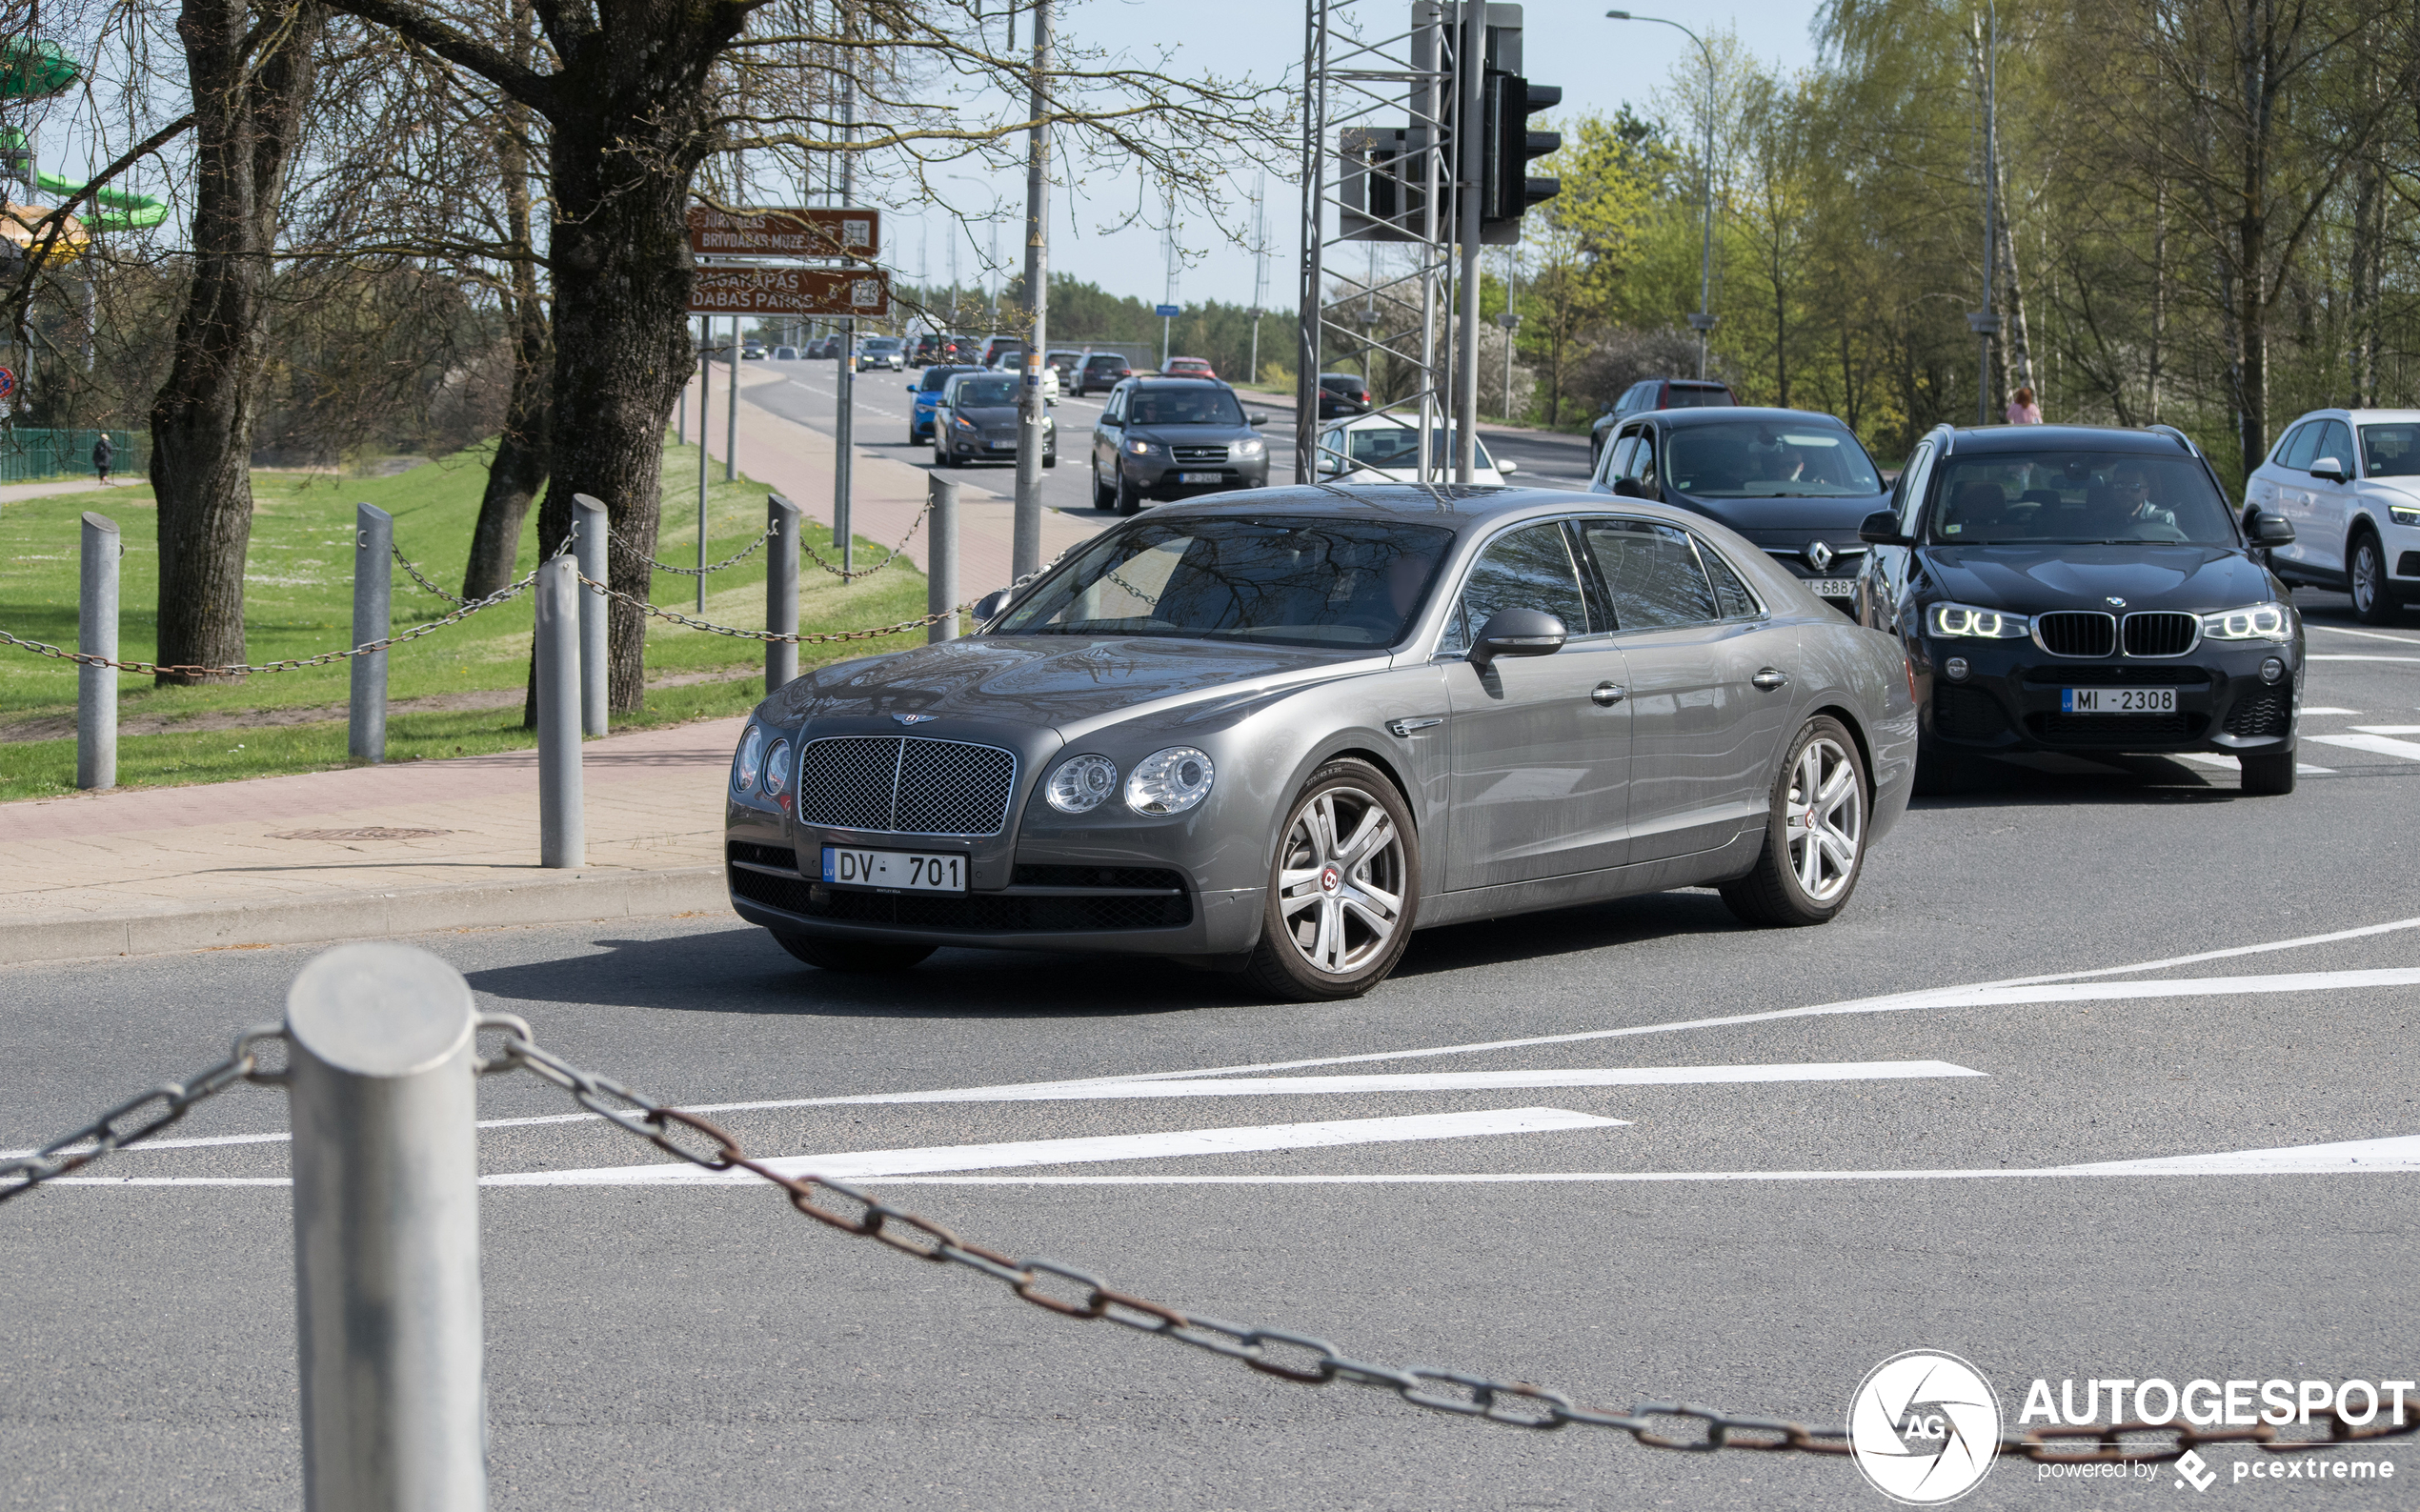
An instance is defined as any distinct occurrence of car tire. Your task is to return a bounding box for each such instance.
[2239,751,2297,796]
[1091,460,1116,510]
[1720,716,1870,928]
[770,932,937,974]
[934,444,953,470]
[2349,529,2398,624]
[1115,471,1142,515]
[1241,759,1420,1002]
[1043,454,1057,469]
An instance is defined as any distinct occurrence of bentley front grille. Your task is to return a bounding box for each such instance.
[797,736,1017,837]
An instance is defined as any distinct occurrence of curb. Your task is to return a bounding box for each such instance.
[0,865,731,966]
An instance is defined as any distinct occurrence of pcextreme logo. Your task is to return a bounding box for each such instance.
[1849,1350,2003,1505]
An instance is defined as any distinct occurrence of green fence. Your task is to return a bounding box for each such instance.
[0,427,146,483]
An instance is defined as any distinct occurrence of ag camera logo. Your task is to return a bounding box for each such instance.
[1849,1350,2002,1504]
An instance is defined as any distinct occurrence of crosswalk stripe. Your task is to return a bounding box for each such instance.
[2305,732,2420,762]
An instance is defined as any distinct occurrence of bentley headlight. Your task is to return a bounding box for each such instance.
[1125,746,1215,816]
[1927,601,2029,639]
[732,725,764,792]
[762,739,793,796]
[1046,754,1119,814]
[2201,600,2292,641]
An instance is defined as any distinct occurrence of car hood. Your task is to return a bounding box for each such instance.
[1124,425,1253,444]
[770,635,1369,734]
[2359,475,2420,504]
[1667,493,1889,545]
[1919,543,2272,612]
[956,403,1047,425]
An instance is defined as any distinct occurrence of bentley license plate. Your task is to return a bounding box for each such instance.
[821,846,967,893]
[1807,577,1856,598]
[2062,687,2176,714]
[1179,472,1222,484]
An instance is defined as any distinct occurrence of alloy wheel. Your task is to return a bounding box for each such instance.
[1275,785,1406,977]
[2353,538,2382,616]
[1785,736,1864,904]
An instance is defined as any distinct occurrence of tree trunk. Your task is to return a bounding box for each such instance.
[1993,164,2035,404]
[529,101,712,714]
[149,0,323,684]
[463,60,550,602]
[2148,174,2166,426]
[2347,157,2381,407]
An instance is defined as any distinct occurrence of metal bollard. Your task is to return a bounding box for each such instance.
[75,512,117,790]
[766,493,800,692]
[534,555,583,868]
[927,476,959,643]
[287,943,488,1512]
[571,494,609,736]
[350,503,392,763]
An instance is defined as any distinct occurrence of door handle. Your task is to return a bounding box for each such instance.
[1752,668,1790,691]
[1591,682,1625,706]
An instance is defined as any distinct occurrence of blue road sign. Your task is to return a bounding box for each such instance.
[1155,304,1180,318]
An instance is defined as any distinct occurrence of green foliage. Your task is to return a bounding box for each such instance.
[0,441,928,798]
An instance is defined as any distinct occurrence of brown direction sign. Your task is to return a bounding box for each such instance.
[686,206,880,260]
[689,266,892,316]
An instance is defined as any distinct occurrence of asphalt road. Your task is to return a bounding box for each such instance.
[6,593,2419,1510]
[744,357,1603,527]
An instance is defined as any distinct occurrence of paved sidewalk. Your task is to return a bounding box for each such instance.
[0,716,744,964]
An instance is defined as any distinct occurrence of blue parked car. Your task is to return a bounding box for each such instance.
[908,365,978,444]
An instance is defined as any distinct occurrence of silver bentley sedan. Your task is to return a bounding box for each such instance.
[725,486,1918,1000]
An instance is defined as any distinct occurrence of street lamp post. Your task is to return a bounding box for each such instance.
[1606,10,1716,379]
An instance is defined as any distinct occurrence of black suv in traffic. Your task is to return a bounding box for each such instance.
[1089,378,1271,514]
[1858,423,2304,794]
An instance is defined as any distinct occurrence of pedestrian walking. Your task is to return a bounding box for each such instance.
[91,433,112,484]
[2005,387,2042,425]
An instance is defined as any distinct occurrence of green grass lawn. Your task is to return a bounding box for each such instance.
[0,440,930,800]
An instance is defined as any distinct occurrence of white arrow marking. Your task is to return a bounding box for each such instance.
[818,1060,1983,1106]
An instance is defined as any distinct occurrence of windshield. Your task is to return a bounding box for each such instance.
[994,516,1457,647]
[2359,423,2420,477]
[950,377,1019,407]
[919,366,967,392]
[1666,386,1732,409]
[864,338,899,351]
[1129,388,1245,427]
[1929,452,2236,545]
[1664,422,1882,497]
[1335,426,1496,472]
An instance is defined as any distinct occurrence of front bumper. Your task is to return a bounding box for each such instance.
[1917,636,2298,756]
[1119,454,1272,498]
[942,430,1056,461]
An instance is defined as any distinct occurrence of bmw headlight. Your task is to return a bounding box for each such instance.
[1927,601,2029,639]
[2201,600,2292,641]
[732,725,764,792]
[1046,754,1119,814]
[1125,746,1215,816]
[762,739,793,796]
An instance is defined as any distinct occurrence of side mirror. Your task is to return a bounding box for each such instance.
[1497,457,1521,475]
[972,588,1015,624]
[1611,476,1646,498]
[906,382,918,392]
[1859,510,1913,546]
[2252,510,2296,545]
[2309,456,2349,484]
[1249,413,1269,427]
[1469,609,1567,667]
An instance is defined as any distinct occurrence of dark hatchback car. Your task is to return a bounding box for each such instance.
[1590,377,1737,465]
[1318,372,1374,418]
[1858,422,2304,795]
[1090,378,1271,514]
[932,372,1056,468]
[905,364,977,444]
[1076,353,1133,395]
[1590,407,1888,616]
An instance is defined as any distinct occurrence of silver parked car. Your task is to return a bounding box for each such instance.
[725,487,1918,1000]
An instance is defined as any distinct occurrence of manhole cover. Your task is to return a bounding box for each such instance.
[270,827,454,841]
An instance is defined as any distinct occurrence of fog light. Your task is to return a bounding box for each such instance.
[1944,656,1969,681]
[2260,656,2286,684]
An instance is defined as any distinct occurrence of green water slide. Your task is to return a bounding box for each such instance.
[0,40,170,230]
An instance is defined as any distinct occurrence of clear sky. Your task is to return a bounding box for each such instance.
[892,0,1832,312]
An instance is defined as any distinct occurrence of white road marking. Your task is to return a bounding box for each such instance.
[2299,706,2361,716]
[2305,732,2420,761]
[821,1060,1983,1106]
[2309,655,2420,664]
[2350,724,2420,734]
[2169,753,2335,776]
[480,1107,1625,1186]
[2306,624,2420,646]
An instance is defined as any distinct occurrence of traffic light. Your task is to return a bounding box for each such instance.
[1481,74,1560,243]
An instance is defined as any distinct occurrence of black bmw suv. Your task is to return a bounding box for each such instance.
[1858,423,2303,794]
